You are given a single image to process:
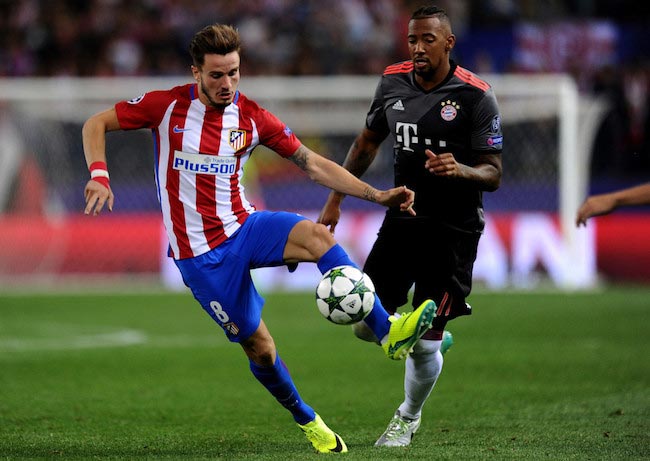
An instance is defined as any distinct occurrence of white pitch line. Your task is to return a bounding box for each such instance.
[0,329,147,352]
[0,331,224,353]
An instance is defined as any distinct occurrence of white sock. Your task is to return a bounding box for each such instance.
[398,339,443,420]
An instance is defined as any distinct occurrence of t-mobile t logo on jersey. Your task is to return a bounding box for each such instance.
[396,122,418,152]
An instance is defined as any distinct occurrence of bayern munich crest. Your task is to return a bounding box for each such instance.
[440,100,460,121]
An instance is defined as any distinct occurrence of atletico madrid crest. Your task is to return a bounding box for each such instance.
[229,130,246,152]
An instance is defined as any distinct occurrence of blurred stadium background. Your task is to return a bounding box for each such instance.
[1,0,649,292]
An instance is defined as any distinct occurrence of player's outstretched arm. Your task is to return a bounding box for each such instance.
[290,144,415,215]
[82,108,121,215]
[576,182,650,227]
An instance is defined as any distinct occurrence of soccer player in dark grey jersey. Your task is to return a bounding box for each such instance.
[319,5,502,447]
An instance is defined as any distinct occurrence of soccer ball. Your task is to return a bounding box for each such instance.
[315,265,375,325]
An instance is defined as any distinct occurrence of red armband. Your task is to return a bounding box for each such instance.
[89,161,110,189]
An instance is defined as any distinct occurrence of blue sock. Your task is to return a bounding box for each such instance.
[317,244,390,340]
[316,244,358,273]
[249,355,316,425]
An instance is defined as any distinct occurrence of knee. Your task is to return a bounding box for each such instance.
[244,343,275,366]
[286,221,337,261]
[311,222,336,249]
[241,333,277,366]
[254,349,275,367]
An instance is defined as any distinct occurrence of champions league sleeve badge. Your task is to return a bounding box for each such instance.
[127,94,145,104]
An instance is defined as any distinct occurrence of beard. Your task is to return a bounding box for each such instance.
[413,58,435,81]
[200,81,229,108]
[414,67,436,81]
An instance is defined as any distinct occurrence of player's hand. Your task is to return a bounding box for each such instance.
[84,179,114,216]
[424,150,460,177]
[377,185,416,216]
[575,194,616,227]
[317,201,342,234]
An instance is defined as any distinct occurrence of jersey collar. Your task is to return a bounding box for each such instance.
[412,59,457,93]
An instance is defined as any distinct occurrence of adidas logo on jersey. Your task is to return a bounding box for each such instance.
[392,100,405,111]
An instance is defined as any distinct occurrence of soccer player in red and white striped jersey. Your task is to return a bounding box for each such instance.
[81,23,438,454]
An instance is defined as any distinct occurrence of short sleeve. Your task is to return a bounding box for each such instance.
[471,88,503,152]
[256,106,302,158]
[115,91,171,130]
[365,79,390,137]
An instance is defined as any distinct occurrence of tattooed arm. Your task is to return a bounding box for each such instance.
[289,143,413,212]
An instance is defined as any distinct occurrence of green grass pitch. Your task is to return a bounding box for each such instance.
[1,286,649,460]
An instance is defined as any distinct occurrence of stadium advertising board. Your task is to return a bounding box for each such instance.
[3,211,648,289]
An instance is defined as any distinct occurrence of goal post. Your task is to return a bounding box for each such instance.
[0,74,604,289]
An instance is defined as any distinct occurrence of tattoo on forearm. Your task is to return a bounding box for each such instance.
[363,186,377,202]
[290,147,308,170]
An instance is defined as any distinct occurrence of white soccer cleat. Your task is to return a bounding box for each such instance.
[374,410,421,447]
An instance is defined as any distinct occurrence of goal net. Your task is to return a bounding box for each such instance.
[0,75,602,290]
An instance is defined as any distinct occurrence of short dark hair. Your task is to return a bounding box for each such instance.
[189,24,241,67]
[411,5,448,21]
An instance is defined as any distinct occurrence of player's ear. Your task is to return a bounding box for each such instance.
[445,34,456,52]
[191,65,200,81]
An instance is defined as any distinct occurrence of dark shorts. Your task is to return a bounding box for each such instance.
[363,216,479,335]
[174,210,307,343]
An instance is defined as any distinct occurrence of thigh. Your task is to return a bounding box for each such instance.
[175,245,263,343]
[237,210,308,268]
[174,211,307,342]
[413,227,480,328]
[363,218,416,313]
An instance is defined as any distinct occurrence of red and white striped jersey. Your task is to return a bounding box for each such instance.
[115,83,302,260]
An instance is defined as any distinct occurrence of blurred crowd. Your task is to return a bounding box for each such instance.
[1,0,648,78]
[1,0,649,178]
[1,0,409,76]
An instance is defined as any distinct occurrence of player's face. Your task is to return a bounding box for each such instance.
[407,17,454,86]
[192,52,241,108]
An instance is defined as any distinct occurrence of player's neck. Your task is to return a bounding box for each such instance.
[415,61,451,91]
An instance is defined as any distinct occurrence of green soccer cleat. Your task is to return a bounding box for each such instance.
[298,414,348,454]
[374,410,421,447]
[383,299,437,360]
[441,330,453,355]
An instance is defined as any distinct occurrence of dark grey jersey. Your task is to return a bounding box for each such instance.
[366,60,502,233]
